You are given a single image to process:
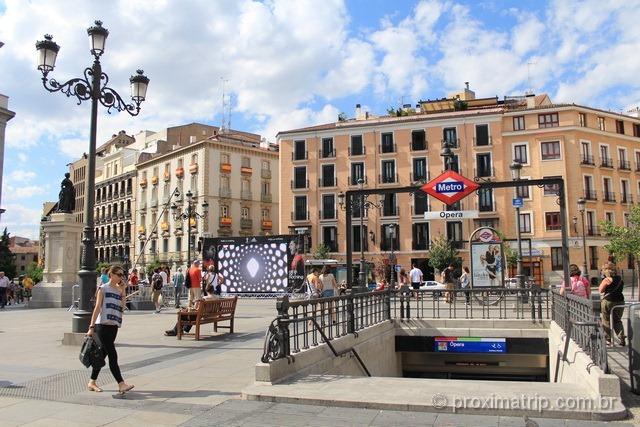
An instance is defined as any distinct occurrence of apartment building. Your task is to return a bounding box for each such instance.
[134,130,279,268]
[278,88,640,285]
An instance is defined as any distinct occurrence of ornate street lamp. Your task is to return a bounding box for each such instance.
[339,178,382,292]
[510,160,525,294]
[577,197,589,279]
[36,21,149,333]
[171,190,208,271]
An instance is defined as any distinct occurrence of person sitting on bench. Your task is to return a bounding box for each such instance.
[164,283,217,336]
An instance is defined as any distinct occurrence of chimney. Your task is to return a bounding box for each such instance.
[525,93,536,109]
[465,81,469,90]
[355,104,363,120]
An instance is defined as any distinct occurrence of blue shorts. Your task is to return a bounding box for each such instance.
[321,289,335,298]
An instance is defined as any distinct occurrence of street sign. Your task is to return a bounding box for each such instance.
[434,337,506,354]
[423,210,479,220]
[420,170,480,205]
[512,197,523,208]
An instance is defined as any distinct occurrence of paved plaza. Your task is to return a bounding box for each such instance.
[0,300,636,426]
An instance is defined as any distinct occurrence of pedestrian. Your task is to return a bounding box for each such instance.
[441,264,456,304]
[204,265,223,296]
[460,266,471,305]
[86,265,134,394]
[0,271,9,308]
[306,268,321,298]
[100,268,110,285]
[319,266,338,298]
[173,267,185,308]
[599,262,625,346]
[187,260,202,309]
[164,283,217,336]
[160,267,168,287]
[409,263,423,301]
[560,264,590,298]
[151,268,164,313]
[128,268,139,295]
[22,275,34,303]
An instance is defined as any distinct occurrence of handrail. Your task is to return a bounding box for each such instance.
[554,319,600,383]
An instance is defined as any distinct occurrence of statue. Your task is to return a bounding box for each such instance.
[57,173,76,213]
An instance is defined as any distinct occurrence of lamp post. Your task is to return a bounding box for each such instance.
[387,223,397,288]
[577,197,589,279]
[171,190,208,270]
[510,161,525,295]
[338,178,382,292]
[36,22,149,333]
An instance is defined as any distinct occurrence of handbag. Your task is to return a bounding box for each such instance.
[79,335,105,369]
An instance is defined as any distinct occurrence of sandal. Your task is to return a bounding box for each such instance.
[88,382,103,392]
[118,384,135,394]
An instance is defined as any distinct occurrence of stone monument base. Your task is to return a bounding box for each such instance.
[30,281,75,309]
[62,332,86,346]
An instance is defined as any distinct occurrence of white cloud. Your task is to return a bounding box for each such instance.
[0,203,42,239]
[58,137,89,159]
[3,185,48,201]
[8,170,36,183]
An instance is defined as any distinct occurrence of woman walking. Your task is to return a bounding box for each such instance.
[86,265,135,394]
[599,262,625,346]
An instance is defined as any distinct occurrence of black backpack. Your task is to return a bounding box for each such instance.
[152,273,163,291]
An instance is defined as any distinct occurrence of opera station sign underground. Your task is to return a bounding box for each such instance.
[420,170,480,205]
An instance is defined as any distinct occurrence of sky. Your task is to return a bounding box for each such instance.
[1,0,640,239]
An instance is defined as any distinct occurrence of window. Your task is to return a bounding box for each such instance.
[322,226,338,252]
[294,196,307,221]
[545,212,561,230]
[293,166,307,189]
[513,116,525,131]
[475,124,489,146]
[411,130,426,151]
[241,157,251,168]
[538,113,559,128]
[351,162,365,185]
[241,178,250,193]
[446,222,463,248]
[350,135,364,156]
[412,223,429,251]
[513,144,528,164]
[584,175,594,199]
[516,178,530,198]
[321,137,334,158]
[551,248,563,271]
[262,160,270,171]
[586,211,596,235]
[443,127,457,147]
[381,132,394,153]
[413,192,428,216]
[543,176,561,195]
[294,140,306,160]
[220,153,229,164]
[600,145,612,167]
[191,154,198,165]
[241,207,250,219]
[478,189,493,212]
[603,178,614,202]
[589,246,598,270]
[176,237,182,252]
[622,180,630,202]
[380,224,400,251]
[636,152,640,171]
[579,112,586,127]
[616,120,625,135]
[162,238,169,253]
[352,225,368,252]
[261,209,270,220]
[598,116,605,131]
[448,155,460,173]
[619,148,630,169]
[475,218,498,229]
[476,153,492,177]
[220,205,229,217]
[382,193,397,216]
[321,164,335,187]
[605,211,614,223]
[541,141,561,160]
[580,141,593,164]
[412,157,427,181]
[381,160,396,183]
[520,213,532,233]
[261,180,270,195]
[322,194,336,220]
[634,123,640,138]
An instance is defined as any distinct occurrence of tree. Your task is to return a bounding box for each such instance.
[0,228,16,279]
[145,259,161,278]
[428,235,460,274]
[600,203,640,295]
[26,262,43,283]
[313,243,330,260]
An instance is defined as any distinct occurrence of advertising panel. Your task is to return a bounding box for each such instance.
[470,243,503,288]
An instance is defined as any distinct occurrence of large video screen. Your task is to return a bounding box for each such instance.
[203,235,302,293]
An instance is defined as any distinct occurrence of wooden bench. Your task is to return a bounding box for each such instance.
[177,296,238,340]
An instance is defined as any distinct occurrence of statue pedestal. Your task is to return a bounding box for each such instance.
[31,213,83,308]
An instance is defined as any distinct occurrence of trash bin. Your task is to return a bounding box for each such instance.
[629,303,640,394]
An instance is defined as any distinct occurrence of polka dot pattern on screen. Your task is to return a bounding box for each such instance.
[218,243,289,293]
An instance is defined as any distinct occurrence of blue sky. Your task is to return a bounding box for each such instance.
[1,0,640,239]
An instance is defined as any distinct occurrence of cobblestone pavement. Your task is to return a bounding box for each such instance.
[0,298,636,426]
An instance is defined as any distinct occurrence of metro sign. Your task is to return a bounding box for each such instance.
[420,170,479,205]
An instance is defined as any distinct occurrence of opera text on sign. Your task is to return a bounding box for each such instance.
[424,210,480,220]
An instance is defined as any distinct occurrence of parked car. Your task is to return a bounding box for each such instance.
[419,281,446,291]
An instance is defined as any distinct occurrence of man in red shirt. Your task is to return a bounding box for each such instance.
[187,260,202,309]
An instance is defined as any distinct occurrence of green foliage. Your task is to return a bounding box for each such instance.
[313,243,330,260]
[145,259,161,278]
[26,262,43,283]
[96,262,111,274]
[0,228,16,279]
[428,235,460,273]
[453,99,468,111]
[600,204,640,263]
[386,107,397,116]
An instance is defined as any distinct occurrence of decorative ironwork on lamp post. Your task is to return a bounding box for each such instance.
[171,190,208,270]
[577,197,589,279]
[510,160,525,294]
[338,178,382,292]
[36,21,149,333]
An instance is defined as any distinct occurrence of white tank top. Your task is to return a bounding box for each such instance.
[96,283,123,327]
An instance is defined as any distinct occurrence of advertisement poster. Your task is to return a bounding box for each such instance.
[471,242,503,288]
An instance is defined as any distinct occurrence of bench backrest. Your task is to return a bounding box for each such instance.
[197,296,238,320]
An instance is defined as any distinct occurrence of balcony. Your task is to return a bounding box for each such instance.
[546,224,562,231]
[348,175,368,186]
[261,220,272,229]
[378,144,396,154]
[175,167,184,179]
[292,151,308,161]
[319,177,337,188]
[379,173,398,184]
[319,149,336,159]
[118,212,125,220]
[241,166,253,175]
[473,136,492,146]
[622,193,633,204]
[220,163,232,173]
[320,210,337,220]
[636,162,640,172]
[619,160,631,171]
[219,217,232,227]
[450,241,466,249]
[586,226,599,237]
[410,140,427,152]
[241,218,253,229]
[220,187,231,198]
[580,154,595,165]
[291,211,309,222]
[348,146,367,156]
[139,179,148,188]
[603,191,616,202]
[163,172,171,182]
[409,171,430,183]
[189,163,198,174]
[291,179,309,190]
[474,167,495,178]
[442,138,460,149]
[600,157,613,168]
[583,189,597,200]
[261,168,271,179]
[241,190,253,200]
[382,205,399,217]
[151,176,159,186]
[261,193,272,203]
